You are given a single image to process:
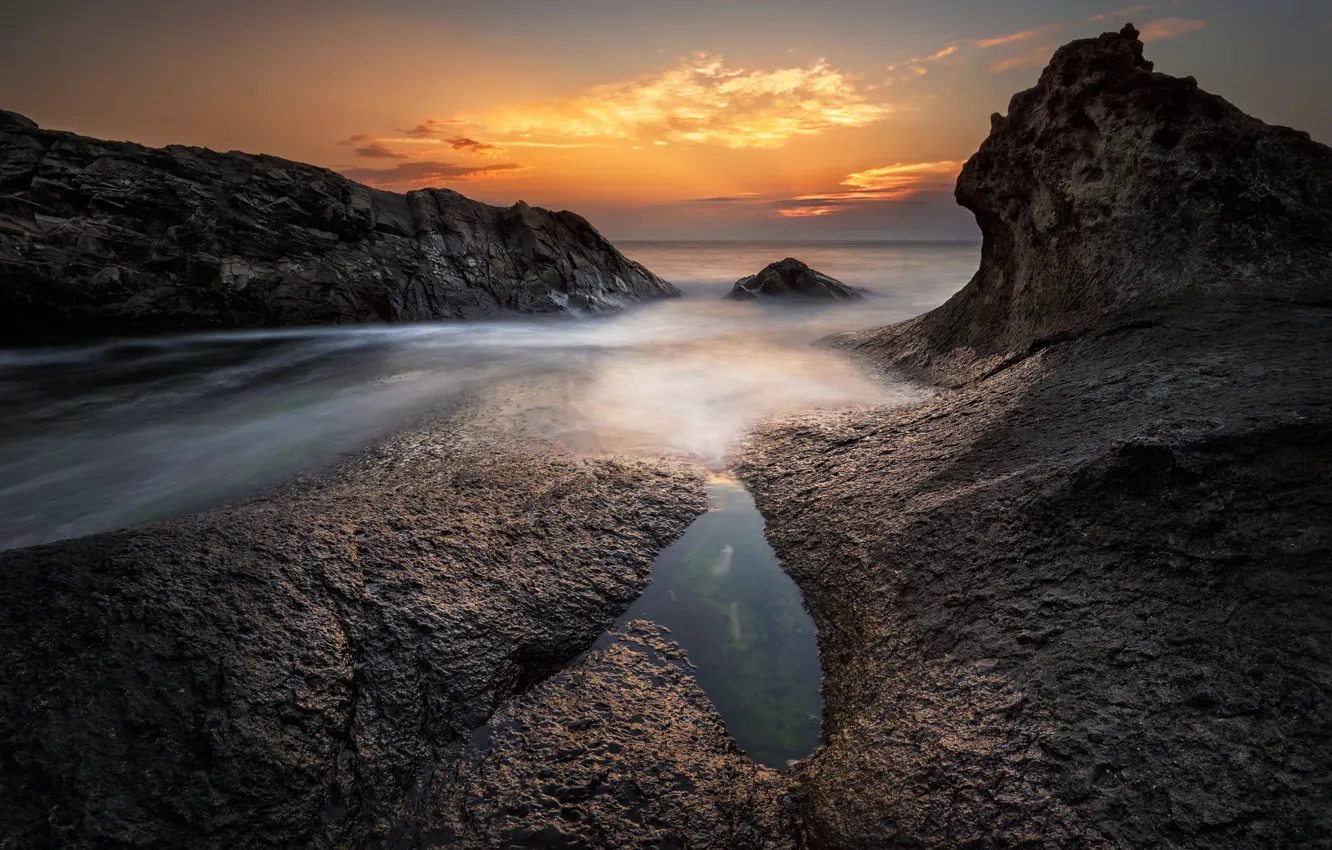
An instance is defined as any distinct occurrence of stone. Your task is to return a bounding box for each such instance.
[0,118,678,343]
[0,398,711,848]
[724,258,865,301]
[738,23,1332,848]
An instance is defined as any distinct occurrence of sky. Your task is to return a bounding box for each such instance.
[2,0,1329,240]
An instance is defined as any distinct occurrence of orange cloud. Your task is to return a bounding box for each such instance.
[773,160,964,217]
[977,24,1061,48]
[989,44,1059,73]
[341,160,531,189]
[776,206,839,218]
[840,160,966,193]
[885,44,959,84]
[480,53,892,149]
[1139,17,1207,42]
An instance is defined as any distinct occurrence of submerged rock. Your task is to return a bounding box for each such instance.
[741,23,1332,849]
[725,258,865,301]
[0,113,678,343]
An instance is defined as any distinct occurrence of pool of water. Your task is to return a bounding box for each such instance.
[603,475,821,768]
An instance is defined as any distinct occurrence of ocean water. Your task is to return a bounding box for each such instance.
[0,241,978,551]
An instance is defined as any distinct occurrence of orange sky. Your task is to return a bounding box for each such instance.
[2,0,1328,239]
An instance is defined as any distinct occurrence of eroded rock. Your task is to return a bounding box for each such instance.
[0,114,678,343]
[0,401,709,848]
[725,258,865,301]
[739,24,1332,849]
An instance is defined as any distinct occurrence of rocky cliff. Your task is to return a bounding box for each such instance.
[740,24,1332,848]
[831,24,1332,385]
[0,111,676,343]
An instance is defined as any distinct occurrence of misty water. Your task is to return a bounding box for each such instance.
[0,241,977,762]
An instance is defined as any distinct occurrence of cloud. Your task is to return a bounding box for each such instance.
[341,160,531,189]
[447,137,505,156]
[885,44,959,84]
[977,24,1061,48]
[1138,17,1206,42]
[482,52,892,149]
[1090,5,1153,22]
[337,134,372,146]
[989,44,1059,73]
[351,141,409,159]
[689,194,764,203]
[773,160,964,217]
[395,119,462,138]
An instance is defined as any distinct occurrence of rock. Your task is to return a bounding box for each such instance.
[830,23,1332,386]
[739,24,1332,849]
[0,118,678,343]
[725,258,864,301]
[0,110,36,130]
[440,623,791,849]
[0,397,711,848]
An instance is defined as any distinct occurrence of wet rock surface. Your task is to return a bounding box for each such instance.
[0,115,677,343]
[725,258,865,301]
[439,622,791,849]
[0,395,712,849]
[739,25,1332,849]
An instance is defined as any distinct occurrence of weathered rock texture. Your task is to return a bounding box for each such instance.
[725,258,865,301]
[831,24,1332,386]
[0,112,676,343]
[0,399,712,849]
[739,25,1332,849]
[440,622,791,849]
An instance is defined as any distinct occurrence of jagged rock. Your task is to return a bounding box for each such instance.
[739,24,1332,849]
[0,116,677,343]
[725,258,864,301]
[831,23,1332,386]
[0,400,710,848]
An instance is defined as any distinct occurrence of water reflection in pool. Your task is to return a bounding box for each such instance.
[605,475,821,768]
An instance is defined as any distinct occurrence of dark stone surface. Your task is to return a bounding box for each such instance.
[0,113,678,344]
[440,622,792,849]
[0,398,712,849]
[725,258,865,301]
[738,25,1332,849]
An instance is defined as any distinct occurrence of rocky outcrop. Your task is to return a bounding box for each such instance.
[0,114,677,343]
[739,25,1332,848]
[830,24,1332,386]
[0,400,712,849]
[725,258,865,301]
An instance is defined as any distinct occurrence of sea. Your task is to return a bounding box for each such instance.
[0,241,978,552]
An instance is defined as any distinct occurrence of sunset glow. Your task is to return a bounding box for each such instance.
[1,0,1319,239]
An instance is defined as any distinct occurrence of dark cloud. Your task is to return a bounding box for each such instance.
[340,160,530,187]
[336,133,372,145]
[395,119,462,138]
[351,141,409,159]
[447,137,503,155]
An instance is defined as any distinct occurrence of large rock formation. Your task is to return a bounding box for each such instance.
[739,24,1332,848]
[0,112,677,343]
[725,258,865,301]
[0,398,714,848]
[831,24,1332,385]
